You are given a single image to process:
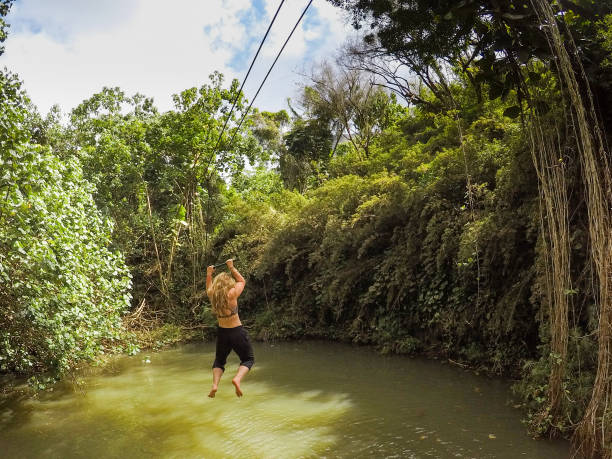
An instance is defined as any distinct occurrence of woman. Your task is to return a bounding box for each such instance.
[206,259,254,398]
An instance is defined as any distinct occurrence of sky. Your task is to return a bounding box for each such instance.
[0,0,356,116]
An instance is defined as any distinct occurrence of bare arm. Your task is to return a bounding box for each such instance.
[206,265,214,299]
[226,259,245,299]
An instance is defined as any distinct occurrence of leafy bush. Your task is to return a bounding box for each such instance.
[220,95,543,375]
[0,70,132,376]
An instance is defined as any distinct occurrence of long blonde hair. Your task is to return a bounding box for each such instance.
[209,272,236,316]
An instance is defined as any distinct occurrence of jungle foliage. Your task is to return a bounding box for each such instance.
[325,2,612,456]
[0,70,132,379]
[1,1,611,456]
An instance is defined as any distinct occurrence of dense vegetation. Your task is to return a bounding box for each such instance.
[1,0,611,456]
[0,6,132,381]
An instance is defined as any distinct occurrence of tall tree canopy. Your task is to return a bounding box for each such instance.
[332,0,612,128]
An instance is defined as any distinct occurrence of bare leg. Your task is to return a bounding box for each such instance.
[231,365,250,397]
[208,367,224,398]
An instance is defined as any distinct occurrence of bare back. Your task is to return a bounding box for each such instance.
[206,262,246,328]
[216,288,242,327]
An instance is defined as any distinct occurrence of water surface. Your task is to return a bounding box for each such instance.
[0,341,569,458]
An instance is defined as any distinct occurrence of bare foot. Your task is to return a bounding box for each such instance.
[232,378,243,397]
[208,385,218,398]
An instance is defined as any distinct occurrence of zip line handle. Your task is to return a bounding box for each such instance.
[211,258,239,269]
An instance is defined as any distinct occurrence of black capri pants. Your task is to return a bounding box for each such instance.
[213,325,255,371]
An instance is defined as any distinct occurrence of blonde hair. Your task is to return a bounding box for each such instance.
[209,272,236,316]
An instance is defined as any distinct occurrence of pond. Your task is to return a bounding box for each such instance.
[0,340,569,458]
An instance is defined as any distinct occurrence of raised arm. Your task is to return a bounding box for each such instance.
[226,259,245,298]
[206,265,214,298]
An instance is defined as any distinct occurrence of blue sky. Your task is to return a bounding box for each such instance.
[1,0,355,115]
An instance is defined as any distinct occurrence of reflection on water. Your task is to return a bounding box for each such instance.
[0,341,568,458]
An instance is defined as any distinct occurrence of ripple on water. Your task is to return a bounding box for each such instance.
[0,342,569,459]
[1,359,353,458]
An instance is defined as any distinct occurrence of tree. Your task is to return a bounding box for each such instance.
[301,62,397,158]
[0,69,132,378]
[59,73,262,321]
[329,1,612,455]
[0,0,13,57]
[330,0,612,124]
[249,109,290,160]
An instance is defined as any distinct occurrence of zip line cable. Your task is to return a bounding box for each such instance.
[224,0,314,151]
[199,0,313,265]
[192,0,286,169]
[211,0,286,152]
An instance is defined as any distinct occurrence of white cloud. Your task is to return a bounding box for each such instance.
[0,0,355,115]
[236,0,357,110]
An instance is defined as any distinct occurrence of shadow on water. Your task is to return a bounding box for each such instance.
[0,340,569,458]
[244,341,570,458]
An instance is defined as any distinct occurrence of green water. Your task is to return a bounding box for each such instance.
[0,341,568,458]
